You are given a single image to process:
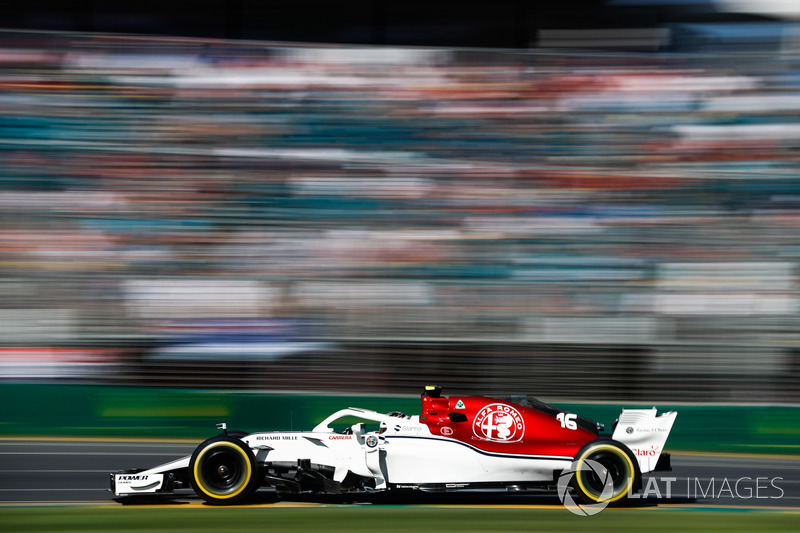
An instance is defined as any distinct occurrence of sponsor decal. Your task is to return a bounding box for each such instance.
[632,445,660,457]
[117,475,149,481]
[455,400,466,409]
[473,403,525,443]
[115,473,163,492]
[440,426,454,436]
[256,435,298,440]
[626,427,634,434]
[328,435,353,440]
[366,435,379,448]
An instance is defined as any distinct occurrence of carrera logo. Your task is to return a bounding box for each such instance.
[473,403,524,443]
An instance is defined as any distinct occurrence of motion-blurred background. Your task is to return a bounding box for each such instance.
[2,1,800,416]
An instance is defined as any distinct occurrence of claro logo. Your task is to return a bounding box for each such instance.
[473,403,525,443]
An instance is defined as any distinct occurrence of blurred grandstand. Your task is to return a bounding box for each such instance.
[0,30,799,402]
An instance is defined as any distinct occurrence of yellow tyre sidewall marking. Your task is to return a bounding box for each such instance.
[193,441,252,500]
[575,443,635,503]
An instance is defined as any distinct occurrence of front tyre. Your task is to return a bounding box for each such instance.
[571,439,639,504]
[189,436,259,504]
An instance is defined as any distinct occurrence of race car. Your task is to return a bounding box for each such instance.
[110,385,677,505]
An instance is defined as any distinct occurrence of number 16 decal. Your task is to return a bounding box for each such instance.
[556,412,577,430]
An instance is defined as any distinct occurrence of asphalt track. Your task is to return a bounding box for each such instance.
[0,439,798,509]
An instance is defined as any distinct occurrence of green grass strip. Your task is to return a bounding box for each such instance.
[2,506,799,533]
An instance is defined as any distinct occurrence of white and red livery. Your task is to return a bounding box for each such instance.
[110,385,677,505]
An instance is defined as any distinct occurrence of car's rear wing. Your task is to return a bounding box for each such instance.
[611,408,677,473]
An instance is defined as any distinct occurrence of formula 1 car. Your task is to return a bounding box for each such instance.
[110,386,677,505]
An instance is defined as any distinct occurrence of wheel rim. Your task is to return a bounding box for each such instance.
[576,444,634,502]
[193,442,252,498]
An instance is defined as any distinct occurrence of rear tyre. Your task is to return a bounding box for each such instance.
[189,436,259,505]
[571,439,639,504]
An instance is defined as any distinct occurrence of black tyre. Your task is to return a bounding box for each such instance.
[571,439,639,504]
[189,436,259,504]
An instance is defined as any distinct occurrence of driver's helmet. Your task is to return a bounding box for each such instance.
[379,421,388,434]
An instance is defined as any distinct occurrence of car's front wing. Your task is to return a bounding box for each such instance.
[110,472,174,496]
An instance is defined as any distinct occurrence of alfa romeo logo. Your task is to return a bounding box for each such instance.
[556,458,614,516]
[472,403,524,442]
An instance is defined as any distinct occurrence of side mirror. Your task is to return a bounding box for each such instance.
[448,412,468,423]
[351,422,366,435]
